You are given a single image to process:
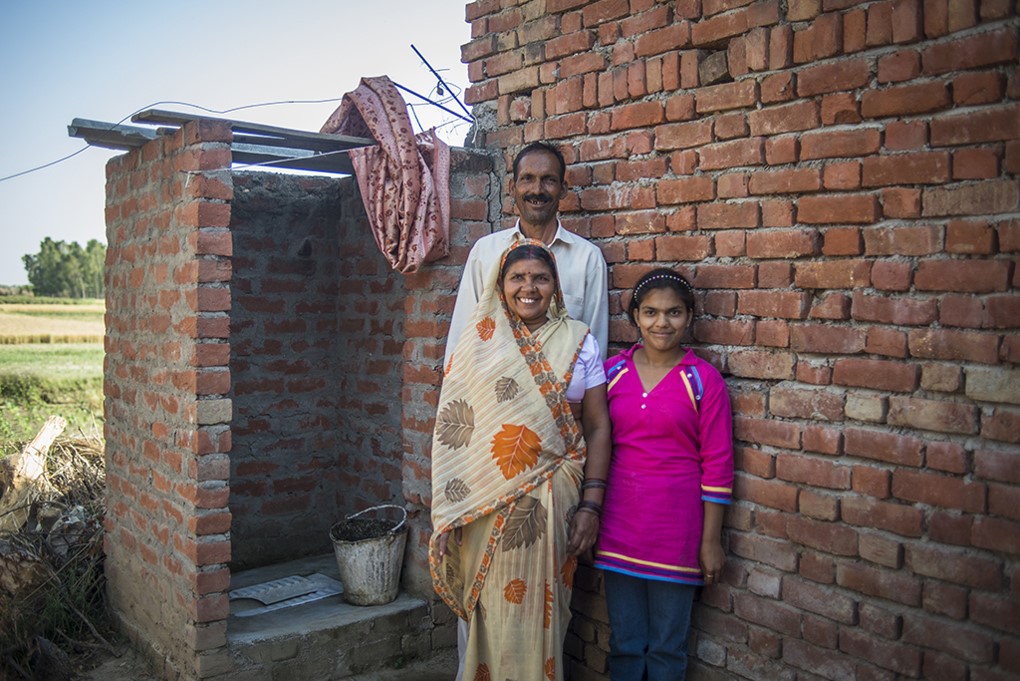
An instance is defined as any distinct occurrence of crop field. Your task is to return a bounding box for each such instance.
[0,299,104,444]
[0,300,104,343]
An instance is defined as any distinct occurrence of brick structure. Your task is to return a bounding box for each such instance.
[105,120,236,678]
[103,117,494,678]
[103,2,1018,679]
[460,1,1019,679]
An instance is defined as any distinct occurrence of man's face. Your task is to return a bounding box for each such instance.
[510,151,567,229]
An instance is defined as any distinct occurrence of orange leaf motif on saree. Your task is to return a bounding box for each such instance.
[472,663,491,681]
[503,578,527,604]
[476,316,496,341]
[543,581,553,629]
[545,657,556,681]
[490,424,542,479]
[561,556,577,588]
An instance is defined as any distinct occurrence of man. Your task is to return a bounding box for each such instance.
[444,141,609,366]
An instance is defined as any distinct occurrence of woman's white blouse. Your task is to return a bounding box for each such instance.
[565,333,606,403]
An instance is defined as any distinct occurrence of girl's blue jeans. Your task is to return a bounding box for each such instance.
[604,570,696,681]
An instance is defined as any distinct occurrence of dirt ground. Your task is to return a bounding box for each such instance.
[75,643,159,681]
[74,643,457,680]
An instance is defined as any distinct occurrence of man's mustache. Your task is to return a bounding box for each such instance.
[523,193,552,203]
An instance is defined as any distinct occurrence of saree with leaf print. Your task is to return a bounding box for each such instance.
[430,240,590,681]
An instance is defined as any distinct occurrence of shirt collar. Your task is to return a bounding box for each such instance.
[623,344,697,366]
[512,220,567,247]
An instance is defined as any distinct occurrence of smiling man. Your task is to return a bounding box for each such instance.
[443,141,609,367]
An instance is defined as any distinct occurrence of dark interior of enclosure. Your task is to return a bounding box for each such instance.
[227,172,406,569]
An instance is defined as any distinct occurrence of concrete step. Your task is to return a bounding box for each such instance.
[211,553,455,680]
[340,647,457,681]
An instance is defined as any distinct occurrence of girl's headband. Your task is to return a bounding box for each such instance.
[634,273,693,298]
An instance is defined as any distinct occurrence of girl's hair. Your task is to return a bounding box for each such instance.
[499,243,558,284]
[627,268,695,326]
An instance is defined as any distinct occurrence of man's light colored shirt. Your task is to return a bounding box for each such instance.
[444,222,609,367]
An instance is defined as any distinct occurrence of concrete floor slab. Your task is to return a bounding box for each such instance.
[215,553,455,680]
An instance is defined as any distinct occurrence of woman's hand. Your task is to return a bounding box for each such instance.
[699,538,725,585]
[568,380,610,559]
[437,527,462,559]
[567,509,600,558]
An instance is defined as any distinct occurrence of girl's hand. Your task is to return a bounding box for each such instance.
[567,509,600,557]
[699,538,725,585]
[437,527,462,559]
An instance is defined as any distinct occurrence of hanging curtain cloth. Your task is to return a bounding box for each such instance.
[320,75,450,274]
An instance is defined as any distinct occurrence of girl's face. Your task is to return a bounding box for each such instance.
[502,257,555,329]
[634,287,691,353]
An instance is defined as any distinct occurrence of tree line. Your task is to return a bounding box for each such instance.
[22,238,106,299]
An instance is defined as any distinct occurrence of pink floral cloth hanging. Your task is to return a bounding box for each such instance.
[320,75,450,274]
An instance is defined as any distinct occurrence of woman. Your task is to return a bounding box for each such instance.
[595,268,734,680]
[430,239,611,681]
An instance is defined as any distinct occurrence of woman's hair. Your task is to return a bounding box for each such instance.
[499,243,558,285]
[627,268,695,326]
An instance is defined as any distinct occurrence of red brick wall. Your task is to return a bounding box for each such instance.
[105,121,496,676]
[461,1,1019,679]
[228,172,407,569]
[400,151,496,596]
[227,151,496,591]
[104,119,234,678]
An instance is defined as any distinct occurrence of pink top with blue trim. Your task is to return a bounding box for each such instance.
[594,345,734,585]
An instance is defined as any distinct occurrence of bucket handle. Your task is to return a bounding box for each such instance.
[346,504,407,534]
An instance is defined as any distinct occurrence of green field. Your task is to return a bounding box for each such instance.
[0,298,104,444]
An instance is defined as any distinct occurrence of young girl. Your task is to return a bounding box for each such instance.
[594,268,734,680]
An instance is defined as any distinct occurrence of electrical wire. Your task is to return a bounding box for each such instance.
[1,81,471,183]
[0,97,346,184]
[0,147,90,183]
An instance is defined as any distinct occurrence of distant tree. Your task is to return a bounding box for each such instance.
[82,239,106,298]
[22,238,106,298]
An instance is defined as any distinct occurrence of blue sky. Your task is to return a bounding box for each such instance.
[0,0,472,286]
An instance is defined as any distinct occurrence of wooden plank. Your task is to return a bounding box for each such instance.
[132,109,373,148]
[0,415,64,533]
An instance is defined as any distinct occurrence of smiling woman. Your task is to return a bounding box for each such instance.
[430,239,611,681]
[499,243,557,332]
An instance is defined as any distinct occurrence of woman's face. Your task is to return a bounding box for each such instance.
[502,257,556,329]
[634,287,691,353]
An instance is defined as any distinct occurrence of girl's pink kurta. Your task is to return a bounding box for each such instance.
[594,345,733,585]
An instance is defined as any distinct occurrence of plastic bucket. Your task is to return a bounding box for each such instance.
[329,504,408,606]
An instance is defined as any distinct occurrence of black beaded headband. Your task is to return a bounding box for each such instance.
[634,273,693,298]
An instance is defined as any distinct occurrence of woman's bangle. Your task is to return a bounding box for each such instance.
[575,506,601,520]
[581,479,607,491]
[576,500,603,516]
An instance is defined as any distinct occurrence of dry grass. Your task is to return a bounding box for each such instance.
[0,304,105,314]
[1,432,108,679]
[0,311,104,345]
